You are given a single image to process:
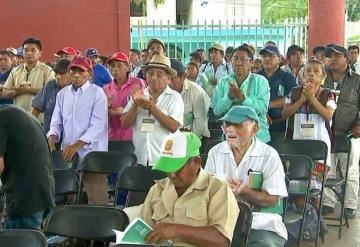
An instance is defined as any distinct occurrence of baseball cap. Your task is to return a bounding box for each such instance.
[153,132,201,173]
[170,59,185,76]
[324,44,350,57]
[286,45,304,57]
[209,43,224,53]
[312,46,326,56]
[86,48,100,57]
[16,48,23,57]
[54,59,71,74]
[259,45,280,56]
[220,106,259,124]
[68,56,93,71]
[147,38,165,51]
[6,47,17,56]
[57,47,77,56]
[106,52,130,65]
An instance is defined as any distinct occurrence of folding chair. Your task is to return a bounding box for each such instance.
[0,229,47,247]
[116,166,167,207]
[44,205,129,244]
[53,169,80,205]
[52,150,79,169]
[324,135,351,239]
[80,151,136,205]
[280,154,314,247]
[108,140,135,153]
[209,128,224,141]
[230,201,253,247]
[269,140,328,247]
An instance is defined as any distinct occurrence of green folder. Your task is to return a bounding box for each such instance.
[200,70,215,96]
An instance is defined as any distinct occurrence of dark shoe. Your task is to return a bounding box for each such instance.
[321,205,334,216]
[345,208,356,219]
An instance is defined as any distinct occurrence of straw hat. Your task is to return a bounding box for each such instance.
[141,54,177,77]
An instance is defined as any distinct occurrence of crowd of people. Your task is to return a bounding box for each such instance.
[0,36,360,247]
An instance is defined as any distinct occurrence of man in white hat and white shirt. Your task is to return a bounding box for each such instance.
[122,54,184,166]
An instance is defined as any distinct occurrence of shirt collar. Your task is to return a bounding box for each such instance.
[111,76,131,90]
[219,137,264,157]
[181,78,192,93]
[71,80,91,93]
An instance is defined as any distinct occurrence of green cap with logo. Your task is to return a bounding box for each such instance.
[153,132,201,173]
[220,106,259,124]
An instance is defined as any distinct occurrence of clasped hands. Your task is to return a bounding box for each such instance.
[131,85,155,111]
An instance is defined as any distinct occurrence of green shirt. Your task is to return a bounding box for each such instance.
[211,72,270,143]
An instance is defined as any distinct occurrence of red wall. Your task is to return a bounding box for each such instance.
[308,0,345,56]
[0,0,130,62]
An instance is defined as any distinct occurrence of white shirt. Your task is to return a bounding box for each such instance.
[181,79,210,138]
[124,86,184,165]
[205,137,288,240]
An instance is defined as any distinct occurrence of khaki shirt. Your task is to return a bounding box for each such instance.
[4,61,55,112]
[140,168,239,247]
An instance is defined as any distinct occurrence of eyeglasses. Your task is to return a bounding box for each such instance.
[231,57,252,63]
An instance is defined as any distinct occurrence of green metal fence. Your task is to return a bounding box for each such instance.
[131,18,308,63]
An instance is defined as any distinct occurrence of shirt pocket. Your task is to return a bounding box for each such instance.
[184,201,208,226]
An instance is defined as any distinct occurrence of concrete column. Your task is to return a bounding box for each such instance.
[308,0,345,55]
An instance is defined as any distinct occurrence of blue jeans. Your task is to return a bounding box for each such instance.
[4,211,44,230]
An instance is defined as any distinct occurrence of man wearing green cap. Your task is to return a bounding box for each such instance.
[140,132,239,247]
[205,106,288,247]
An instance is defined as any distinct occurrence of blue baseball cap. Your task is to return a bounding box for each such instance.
[16,47,23,57]
[220,106,259,124]
[85,48,99,57]
[259,45,280,56]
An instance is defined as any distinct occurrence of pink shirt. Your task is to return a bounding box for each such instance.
[103,76,145,141]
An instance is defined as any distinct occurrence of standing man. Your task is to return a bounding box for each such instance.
[122,54,184,166]
[129,48,141,76]
[0,50,14,105]
[56,47,78,61]
[31,59,71,134]
[0,105,55,230]
[283,45,305,84]
[169,59,210,139]
[212,45,270,143]
[348,45,360,73]
[85,48,112,87]
[322,45,360,219]
[258,45,297,140]
[6,47,18,68]
[47,56,109,205]
[196,44,232,98]
[196,48,208,65]
[2,38,55,112]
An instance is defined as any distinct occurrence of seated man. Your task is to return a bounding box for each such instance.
[205,106,288,247]
[141,132,239,247]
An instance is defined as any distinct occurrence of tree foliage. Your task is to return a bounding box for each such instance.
[261,0,308,23]
[346,0,360,21]
[131,0,166,8]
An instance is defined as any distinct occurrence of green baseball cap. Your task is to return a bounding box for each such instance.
[153,132,201,173]
[220,106,259,124]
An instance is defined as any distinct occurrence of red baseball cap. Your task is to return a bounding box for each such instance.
[106,52,129,65]
[57,47,77,56]
[68,56,93,71]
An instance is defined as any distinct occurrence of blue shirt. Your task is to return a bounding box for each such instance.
[31,79,60,134]
[93,63,112,87]
[258,68,296,133]
[0,69,13,104]
[47,81,108,160]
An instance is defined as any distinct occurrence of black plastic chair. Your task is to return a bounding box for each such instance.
[209,128,224,141]
[44,205,129,243]
[116,166,167,207]
[269,140,328,247]
[201,139,222,155]
[80,151,136,205]
[53,169,80,205]
[108,140,135,153]
[0,229,47,247]
[324,135,351,239]
[52,150,79,169]
[280,154,314,247]
[208,119,222,129]
[230,201,253,247]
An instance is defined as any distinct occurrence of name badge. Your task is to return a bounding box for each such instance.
[141,118,155,132]
[300,121,315,137]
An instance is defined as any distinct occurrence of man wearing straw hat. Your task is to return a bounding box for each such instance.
[122,54,184,166]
